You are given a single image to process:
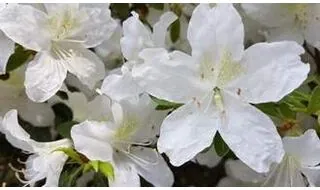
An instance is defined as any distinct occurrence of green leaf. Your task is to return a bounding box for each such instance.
[255,103,280,118]
[86,160,115,182]
[99,162,115,181]
[278,103,296,119]
[57,121,78,139]
[89,160,100,172]
[308,86,320,114]
[59,164,84,187]
[149,3,164,10]
[6,44,35,72]
[56,147,83,164]
[213,132,229,157]
[170,19,180,43]
[150,95,183,110]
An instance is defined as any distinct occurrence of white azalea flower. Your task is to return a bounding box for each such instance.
[0,109,72,186]
[71,95,174,186]
[100,11,177,101]
[242,4,320,48]
[0,3,117,102]
[132,4,310,173]
[220,129,320,187]
[0,66,54,126]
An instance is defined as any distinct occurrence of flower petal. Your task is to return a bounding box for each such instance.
[132,48,208,103]
[59,42,105,90]
[77,4,117,48]
[1,109,35,152]
[109,157,140,187]
[301,166,320,187]
[128,147,174,186]
[120,11,153,60]
[152,11,177,47]
[157,93,219,166]
[71,120,114,162]
[25,52,67,102]
[0,4,51,51]
[225,41,310,104]
[43,152,68,187]
[283,129,320,167]
[100,72,143,102]
[0,31,14,74]
[188,4,244,61]
[219,92,284,173]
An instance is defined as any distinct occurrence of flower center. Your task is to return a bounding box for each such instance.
[199,51,244,88]
[47,8,80,41]
[114,117,139,142]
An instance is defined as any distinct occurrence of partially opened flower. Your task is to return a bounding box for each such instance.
[242,4,320,48]
[71,95,173,186]
[132,4,310,173]
[100,11,177,101]
[219,129,320,187]
[0,109,72,186]
[0,3,117,102]
[0,66,54,126]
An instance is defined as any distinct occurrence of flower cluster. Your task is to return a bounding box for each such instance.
[0,3,319,187]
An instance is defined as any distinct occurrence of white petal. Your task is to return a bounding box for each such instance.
[109,157,140,187]
[0,4,51,51]
[71,120,114,162]
[301,166,320,187]
[241,4,294,28]
[157,93,219,166]
[1,109,35,152]
[0,31,14,74]
[152,11,177,47]
[58,42,105,90]
[219,92,284,173]
[120,11,153,60]
[43,152,68,187]
[100,72,143,102]
[128,147,174,187]
[225,41,310,104]
[76,4,117,48]
[132,48,208,103]
[188,4,244,61]
[283,129,320,167]
[194,145,221,168]
[25,52,67,102]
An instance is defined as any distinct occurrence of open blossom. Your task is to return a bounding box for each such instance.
[0,4,117,102]
[219,129,320,187]
[242,4,320,48]
[0,109,72,186]
[100,11,177,101]
[0,67,55,126]
[132,4,310,173]
[71,94,173,186]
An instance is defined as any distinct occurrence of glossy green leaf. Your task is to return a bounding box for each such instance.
[56,147,83,164]
[213,132,229,157]
[150,95,183,110]
[6,44,35,72]
[308,86,320,114]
